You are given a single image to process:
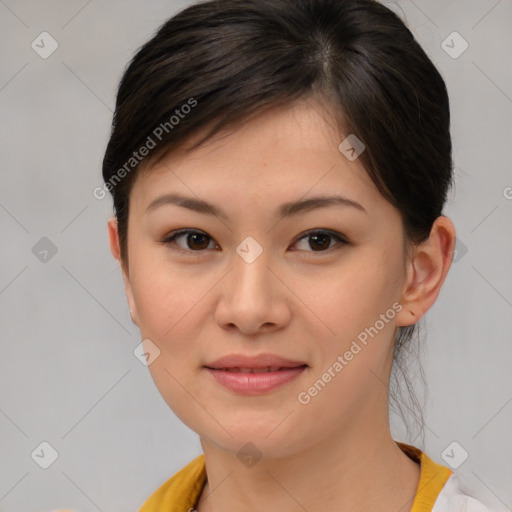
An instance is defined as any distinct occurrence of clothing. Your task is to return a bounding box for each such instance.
[138,442,492,512]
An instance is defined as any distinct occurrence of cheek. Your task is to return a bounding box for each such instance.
[129,264,211,419]
[128,252,225,387]
[296,252,404,398]
[127,237,198,324]
[303,253,402,337]
[132,268,200,345]
[294,262,401,415]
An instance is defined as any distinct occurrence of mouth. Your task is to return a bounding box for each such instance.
[204,365,308,394]
[205,365,308,373]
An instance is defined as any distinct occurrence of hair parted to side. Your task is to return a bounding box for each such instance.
[102,0,453,441]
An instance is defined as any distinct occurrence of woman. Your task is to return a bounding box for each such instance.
[101,0,492,510]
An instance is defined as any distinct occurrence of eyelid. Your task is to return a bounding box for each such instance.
[161,228,349,254]
[293,228,348,245]
[290,229,349,256]
[162,229,219,254]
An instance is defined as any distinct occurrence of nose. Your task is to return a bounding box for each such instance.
[214,244,291,335]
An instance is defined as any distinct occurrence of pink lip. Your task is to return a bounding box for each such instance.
[205,366,307,395]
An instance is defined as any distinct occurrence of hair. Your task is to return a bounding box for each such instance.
[102,0,453,440]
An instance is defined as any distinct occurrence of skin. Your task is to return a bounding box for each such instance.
[108,98,456,512]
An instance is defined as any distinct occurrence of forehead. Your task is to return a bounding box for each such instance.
[130,99,385,218]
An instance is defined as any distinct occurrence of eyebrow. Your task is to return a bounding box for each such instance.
[145,193,367,219]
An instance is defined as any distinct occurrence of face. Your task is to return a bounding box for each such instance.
[112,99,414,457]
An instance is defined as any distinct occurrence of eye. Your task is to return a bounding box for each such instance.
[291,229,348,253]
[162,228,348,255]
[162,229,219,254]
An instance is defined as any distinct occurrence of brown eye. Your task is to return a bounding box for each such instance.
[293,229,348,253]
[163,229,218,253]
[308,232,331,251]
[162,228,348,255]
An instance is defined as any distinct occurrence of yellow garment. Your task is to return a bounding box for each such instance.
[139,442,452,512]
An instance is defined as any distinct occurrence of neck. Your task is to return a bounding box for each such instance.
[196,423,420,512]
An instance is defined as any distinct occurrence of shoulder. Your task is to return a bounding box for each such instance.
[396,442,495,512]
[138,453,206,512]
[433,473,495,512]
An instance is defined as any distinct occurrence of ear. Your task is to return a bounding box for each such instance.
[395,216,456,327]
[107,216,139,326]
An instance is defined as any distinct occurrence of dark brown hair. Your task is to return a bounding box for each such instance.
[102,0,453,438]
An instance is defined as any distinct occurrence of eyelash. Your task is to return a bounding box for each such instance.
[161,228,349,256]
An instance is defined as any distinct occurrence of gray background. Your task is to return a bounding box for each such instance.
[0,1,511,511]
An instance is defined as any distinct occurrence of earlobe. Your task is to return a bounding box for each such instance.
[107,216,140,326]
[396,216,456,327]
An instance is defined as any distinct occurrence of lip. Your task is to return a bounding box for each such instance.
[205,366,307,395]
[204,353,308,370]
